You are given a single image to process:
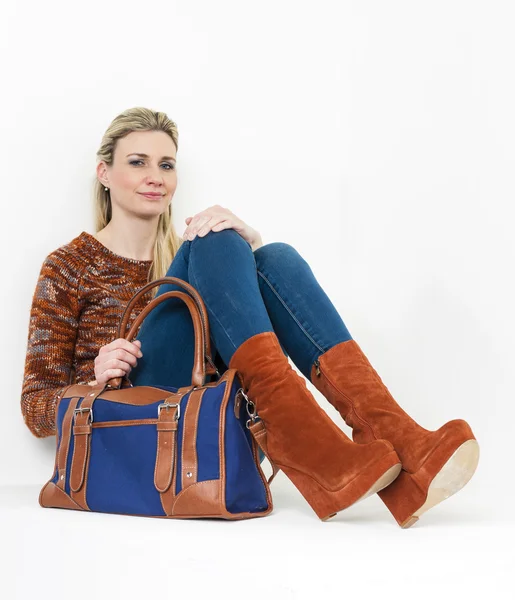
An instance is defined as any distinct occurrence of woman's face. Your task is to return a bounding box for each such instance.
[97,130,177,219]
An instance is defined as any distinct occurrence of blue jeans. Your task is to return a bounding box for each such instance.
[131,228,353,389]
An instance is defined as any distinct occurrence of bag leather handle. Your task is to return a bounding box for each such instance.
[108,288,218,389]
[117,276,214,362]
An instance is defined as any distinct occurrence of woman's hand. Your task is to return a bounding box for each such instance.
[182,205,262,250]
[91,338,143,386]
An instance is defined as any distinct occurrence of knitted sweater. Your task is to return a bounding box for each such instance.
[21,231,156,438]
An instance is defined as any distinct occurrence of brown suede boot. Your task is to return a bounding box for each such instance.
[310,339,480,528]
[228,331,402,521]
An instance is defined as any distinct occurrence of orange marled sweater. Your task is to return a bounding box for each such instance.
[21,231,156,438]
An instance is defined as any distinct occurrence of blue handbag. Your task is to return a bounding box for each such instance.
[39,277,276,520]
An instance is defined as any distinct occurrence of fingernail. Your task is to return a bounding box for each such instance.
[138,351,143,357]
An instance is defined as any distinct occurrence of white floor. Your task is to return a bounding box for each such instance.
[1,473,511,600]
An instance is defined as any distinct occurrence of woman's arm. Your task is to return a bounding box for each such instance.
[20,249,82,438]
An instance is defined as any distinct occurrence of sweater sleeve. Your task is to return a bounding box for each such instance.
[20,248,83,438]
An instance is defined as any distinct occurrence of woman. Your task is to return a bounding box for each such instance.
[21,106,479,527]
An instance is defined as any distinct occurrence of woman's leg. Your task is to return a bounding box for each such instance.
[251,241,478,528]
[185,230,400,518]
[253,241,353,381]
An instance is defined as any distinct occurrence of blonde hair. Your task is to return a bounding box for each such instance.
[93,107,184,298]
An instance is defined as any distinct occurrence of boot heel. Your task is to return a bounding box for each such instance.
[378,438,480,528]
[279,451,402,521]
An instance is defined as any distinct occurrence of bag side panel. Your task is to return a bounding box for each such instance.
[224,378,269,514]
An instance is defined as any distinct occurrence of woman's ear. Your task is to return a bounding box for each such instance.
[96,161,109,187]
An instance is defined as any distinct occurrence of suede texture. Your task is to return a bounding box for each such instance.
[311,339,477,525]
[228,331,401,519]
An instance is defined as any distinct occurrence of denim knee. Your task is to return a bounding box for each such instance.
[254,241,302,267]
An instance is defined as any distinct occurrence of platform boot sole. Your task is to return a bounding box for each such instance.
[378,438,480,528]
[278,450,402,521]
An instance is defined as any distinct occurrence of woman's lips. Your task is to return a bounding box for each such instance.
[139,192,163,199]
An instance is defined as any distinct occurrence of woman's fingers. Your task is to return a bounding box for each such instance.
[197,218,228,237]
[103,357,135,375]
[99,368,127,384]
[210,220,230,232]
[113,348,139,367]
[185,215,211,239]
[110,357,135,371]
[94,341,142,384]
[183,206,232,238]
[100,338,142,358]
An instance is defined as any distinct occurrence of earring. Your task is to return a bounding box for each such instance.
[105,187,109,191]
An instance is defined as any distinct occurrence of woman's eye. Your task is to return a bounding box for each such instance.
[129,160,175,170]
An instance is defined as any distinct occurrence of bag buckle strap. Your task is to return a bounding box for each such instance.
[73,406,93,424]
[158,402,181,420]
[238,387,279,486]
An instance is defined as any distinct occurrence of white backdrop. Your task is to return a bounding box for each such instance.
[1,1,513,598]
